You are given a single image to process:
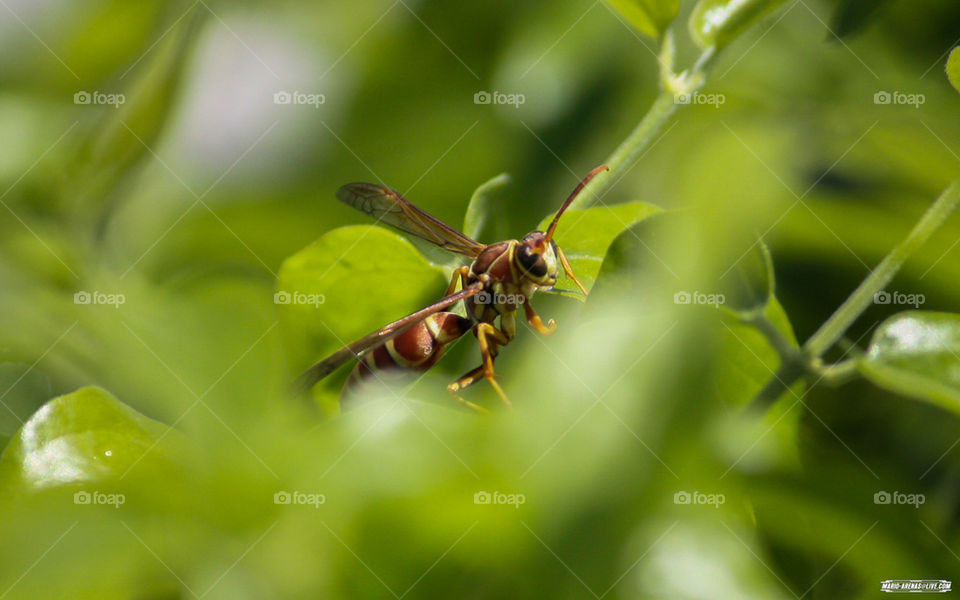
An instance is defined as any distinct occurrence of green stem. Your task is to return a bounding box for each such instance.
[803,180,960,358]
[747,362,805,411]
[809,358,860,386]
[572,47,716,210]
[743,312,805,410]
[747,313,802,366]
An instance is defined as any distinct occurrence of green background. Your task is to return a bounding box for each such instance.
[0,0,959,598]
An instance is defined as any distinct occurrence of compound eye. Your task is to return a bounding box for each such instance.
[518,245,547,277]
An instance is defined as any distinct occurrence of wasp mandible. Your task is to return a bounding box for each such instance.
[296,165,608,411]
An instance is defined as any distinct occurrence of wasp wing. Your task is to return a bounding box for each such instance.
[295,280,485,393]
[337,183,486,258]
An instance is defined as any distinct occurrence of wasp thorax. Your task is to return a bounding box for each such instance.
[516,231,558,284]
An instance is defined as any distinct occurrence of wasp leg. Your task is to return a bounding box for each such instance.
[447,322,512,407]
[447,366,490,414]
[458,398,490,414]
[556,245,589,297]
[500,310,517,342]
[523,301,557,335]
[444,266,471,296]
[477,322,511,406]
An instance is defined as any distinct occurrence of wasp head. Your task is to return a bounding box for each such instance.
[515,165,609,297]
[516,231,559,286]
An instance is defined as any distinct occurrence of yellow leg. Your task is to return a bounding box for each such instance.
[444,266,471,296]
[556,245,589,297]
[446,323,512,407]
[524,301,557,335]
[476,323,511,406]
[447,366,490,413]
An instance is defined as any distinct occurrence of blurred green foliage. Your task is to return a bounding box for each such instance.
[1,0,959,598]
[860,312,960,414]
[948,47,960,94]
[689,0,788,49]
[606,0,680,39]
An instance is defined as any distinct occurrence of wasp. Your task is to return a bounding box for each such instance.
[296,165,608,411]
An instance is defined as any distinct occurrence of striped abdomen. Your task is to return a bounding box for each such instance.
[343,312,471,399]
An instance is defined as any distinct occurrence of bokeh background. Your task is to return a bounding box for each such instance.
[0,0,959,598]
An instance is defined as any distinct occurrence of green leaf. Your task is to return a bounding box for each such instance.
[463,173,511,242]
[829,0,892,39]
[689,0,787,49]
[605,0,680,39]
[720,239,775,316]
[276,225,449,371]
[537,202,662,298]
[947,47,960,95]
[0,386,174,493]
[717,297,798,404]
[639,520,796,599]
[71,8,206,204]
[713,297,801,469]
[860,311,960,414]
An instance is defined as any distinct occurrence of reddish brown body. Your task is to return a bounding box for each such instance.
[344,312,471,394]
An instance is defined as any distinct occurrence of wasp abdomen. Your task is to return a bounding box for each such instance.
[343,312,472,399]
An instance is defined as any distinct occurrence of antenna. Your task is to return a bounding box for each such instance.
[545,165,609,243]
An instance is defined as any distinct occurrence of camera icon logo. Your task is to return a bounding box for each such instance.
[474,491,491,504]
[673,291,691,305]
[74,291,92,305]
[874,490,891,505]
[474,291,492,304]
[74,491,91,504]
[874,91,891,105]
[674,93,691,105]
[74,91,91,105]
[274,91,292,105]
[274,291,291,305]
[474,91,492,105]
[673,491,691,504]
[274,491,292,505]
[873,291,891,304]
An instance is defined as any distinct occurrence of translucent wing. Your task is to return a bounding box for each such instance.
[337,183,486,257]
[295,280,486,392]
